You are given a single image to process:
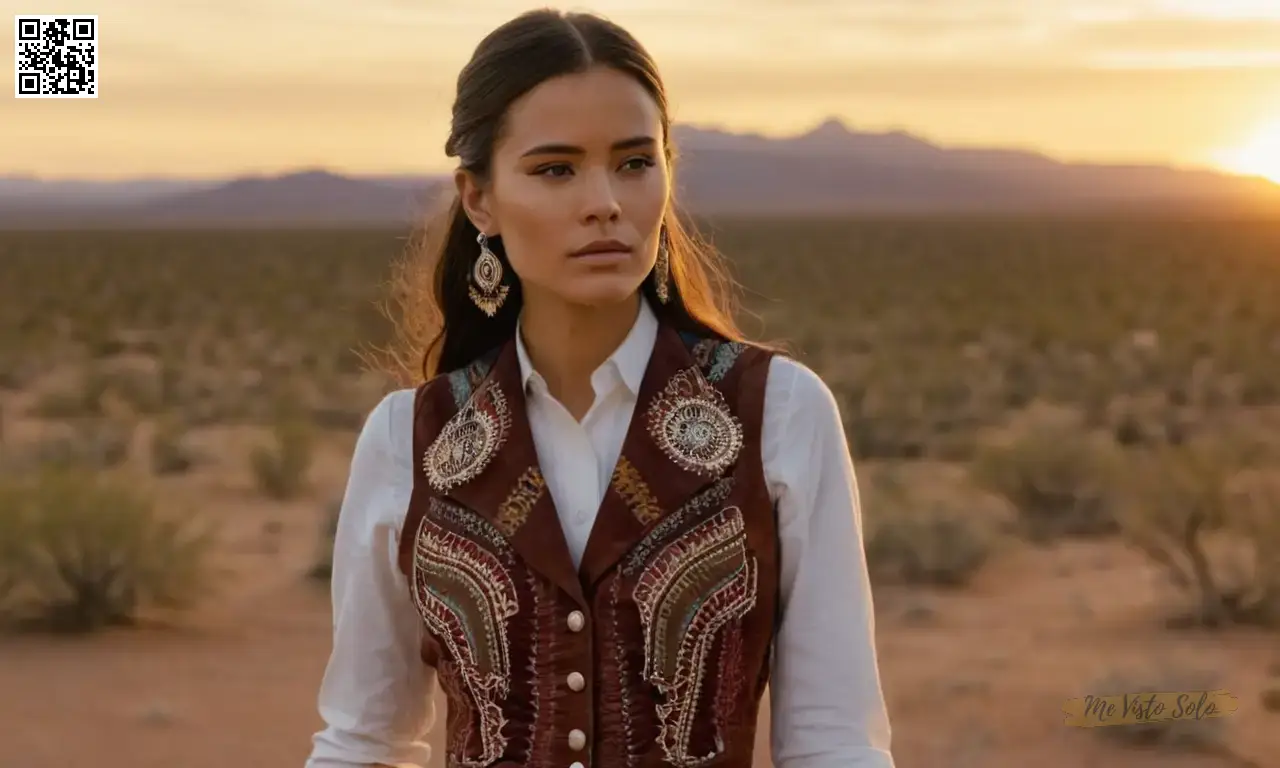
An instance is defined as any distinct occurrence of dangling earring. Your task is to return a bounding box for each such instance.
[469,232,509,317]
[653,226,671,304]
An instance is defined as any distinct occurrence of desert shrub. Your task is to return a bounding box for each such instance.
[251,402,315,500]
[0,483,23,616]
[1086,662,1228,752]
[0,468,217,632]
[861,468,1000,587]
[1118,441,1280,628]
[30,363,164,418]
[1220,468,1280,624]
[970,404,1122,541]
[33,376,108,419]
[24,417,136,471]
[150,415,195,475]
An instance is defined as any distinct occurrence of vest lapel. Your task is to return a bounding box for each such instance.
[421,339,586,607]
[578,324,746,587]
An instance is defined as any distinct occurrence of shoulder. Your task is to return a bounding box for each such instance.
[358,387,419,472]
[760,355,855,504]
[764,354,843,426]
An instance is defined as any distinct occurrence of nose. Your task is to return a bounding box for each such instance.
[579,167,621,224]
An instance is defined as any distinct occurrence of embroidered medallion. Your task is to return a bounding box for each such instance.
[423,382,512,492]
[646,368,743,478]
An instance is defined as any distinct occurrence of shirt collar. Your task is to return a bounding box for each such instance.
[515,296,658,398]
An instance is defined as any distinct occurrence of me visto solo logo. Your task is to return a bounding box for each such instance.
[1062,689,1239,728]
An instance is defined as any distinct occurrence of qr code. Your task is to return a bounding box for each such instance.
[15,15,98,99]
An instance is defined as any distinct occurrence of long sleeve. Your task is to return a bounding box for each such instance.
[761,358,895,768]
[305,389,437,768]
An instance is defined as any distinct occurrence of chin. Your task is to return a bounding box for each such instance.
[557,277,645,309]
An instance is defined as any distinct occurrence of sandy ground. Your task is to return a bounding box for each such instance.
[1,417,1277,768]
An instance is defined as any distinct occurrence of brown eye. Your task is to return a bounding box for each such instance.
[621,156,655,172]
[534,163,573,177]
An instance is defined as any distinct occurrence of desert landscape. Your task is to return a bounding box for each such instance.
[2,216,1280,768]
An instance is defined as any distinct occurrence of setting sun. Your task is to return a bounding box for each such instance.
[1215,118,1280,183]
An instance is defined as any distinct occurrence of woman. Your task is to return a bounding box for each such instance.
[306,8,893,768]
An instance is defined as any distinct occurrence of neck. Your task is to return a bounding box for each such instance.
[518,290,642,405]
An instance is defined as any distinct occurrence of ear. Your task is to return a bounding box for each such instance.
[455,169,496,234]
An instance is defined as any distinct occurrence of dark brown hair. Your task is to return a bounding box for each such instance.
[376,8,759,384]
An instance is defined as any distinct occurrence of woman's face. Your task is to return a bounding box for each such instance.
[458,65,670,310]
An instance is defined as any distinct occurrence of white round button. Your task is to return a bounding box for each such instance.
[567,610,585,632]
[570,762,585,768]
[568,729,587,751]
[567,671,585,691]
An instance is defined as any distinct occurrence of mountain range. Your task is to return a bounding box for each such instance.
[4,119,1279,228]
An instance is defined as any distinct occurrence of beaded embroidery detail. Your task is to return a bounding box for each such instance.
[411,498,518,767]
[447,352,498,407]
[683,337,747,384]
[624,478,734,575]
[495,466,544,537]
[631,501,758,767]
[611,455,663,526]
[646,368,744,478]
[707,341,746,383]
[423,382,512,493]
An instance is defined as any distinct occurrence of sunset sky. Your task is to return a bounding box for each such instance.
[6,0,1280,181]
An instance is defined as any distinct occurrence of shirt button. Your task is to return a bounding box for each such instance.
[567,610,585,632]
[568,729,587,751]
[567,671,585,691]
[570,762,585,768]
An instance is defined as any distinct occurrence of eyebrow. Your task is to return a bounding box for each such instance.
[519,135,657,158]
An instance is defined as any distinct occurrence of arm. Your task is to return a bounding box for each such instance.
[763,358,895,768]
[305,390,436,768]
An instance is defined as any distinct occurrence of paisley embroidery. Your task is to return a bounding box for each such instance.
[411,500,519,767]
[423,381,512,493]
[681,336,748,383]
[448,350,499,407]
[707,342,746,383]
[688,337,718,370]
[631,502,759,767]
[646,368,744,478]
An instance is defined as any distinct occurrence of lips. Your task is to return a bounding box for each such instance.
[571,239,631,257]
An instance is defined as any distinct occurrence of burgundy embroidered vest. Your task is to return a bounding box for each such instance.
[396,323,779,768]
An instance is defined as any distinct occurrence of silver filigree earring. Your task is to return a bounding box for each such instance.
[653,226,671,304]
[470,232,509,317]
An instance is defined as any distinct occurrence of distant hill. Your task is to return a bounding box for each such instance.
[3,119,1278,227]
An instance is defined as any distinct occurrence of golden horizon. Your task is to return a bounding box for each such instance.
[4,0,1280,180]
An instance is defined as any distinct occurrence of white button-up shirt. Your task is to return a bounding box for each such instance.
[305,299,894,768]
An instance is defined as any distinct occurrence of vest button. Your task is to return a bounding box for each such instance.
[568,729,587,751]
[567,671,585,691]
[570,762,585,768]
[567,610,585,632]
